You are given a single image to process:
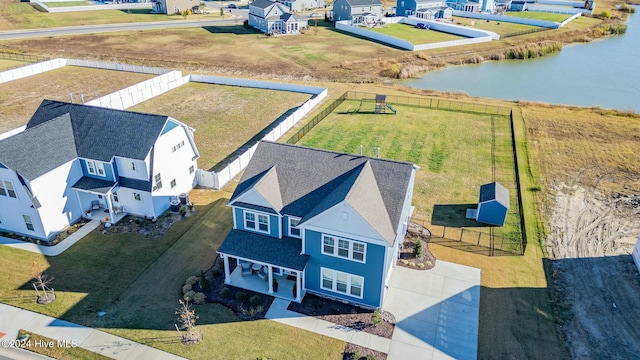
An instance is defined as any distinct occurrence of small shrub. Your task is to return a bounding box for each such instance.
[371,308,381,327]
[199,270,209,289]
[417,263,425,269]
[250,295,262,306]
[425,260,433,267]
[366,355,377,360]
[240,304,264,317]
[235,292,247,301]
[412,240,423,258]
[179,206,187,216]
[183,290,196,301]
[219,287,232,298]
[182,284,193,294]
[409,262,416,267]
[401,259,409,265]
[599,10,612,18]
[186,276,199,286]
[192,292,206,304]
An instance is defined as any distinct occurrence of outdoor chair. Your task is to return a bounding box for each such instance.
[91,200,100,210]
[257,267,268,282]
[239,260,252,277]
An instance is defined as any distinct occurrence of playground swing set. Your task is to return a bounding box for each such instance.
[349,94,397,115]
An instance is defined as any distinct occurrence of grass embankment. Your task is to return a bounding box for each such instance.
[129,82,311,169]
[297,100,522,247]
[0,190,344,360]
[16,330,111,360]
[370,23,467,44]
[0,66,152,133]
[0,0,220,31]
[505,11,571,22]
[0,58,26,70]
[44,1,92,8]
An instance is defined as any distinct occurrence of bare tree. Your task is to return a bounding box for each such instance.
[31,261,55,305]
[175,299,202,345]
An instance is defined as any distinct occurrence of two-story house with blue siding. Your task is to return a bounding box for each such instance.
[217,141,417,309]
[0,99,199,242]
[396,0,453,18]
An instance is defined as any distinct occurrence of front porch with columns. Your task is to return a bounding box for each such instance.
[222,255,305,302]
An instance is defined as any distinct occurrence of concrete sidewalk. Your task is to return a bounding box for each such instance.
[0,220,99,256]
[0,303,185,360]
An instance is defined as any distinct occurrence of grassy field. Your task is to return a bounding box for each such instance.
[0,66,152,134]
[0,0,220,31]
[450,16,543,35]
[297,100,522,247]
[0,58,27,70]
[44,1,92,7]
[505,11,571,22]
[129,82,311,169]
[370,23,467,44]
[17,329,111,360]
[0,190,344,360]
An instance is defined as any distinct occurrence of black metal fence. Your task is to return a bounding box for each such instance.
[501,27,551,39]
[343,91,512,116]
[0,52,49,64]
[419,222,523,256]
[286,93,346,144]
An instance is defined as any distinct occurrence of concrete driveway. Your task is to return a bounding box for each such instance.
[383,262,481,360]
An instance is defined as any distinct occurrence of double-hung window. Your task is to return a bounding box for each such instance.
[0,180,17,198]
[321,268,364,299]
[154,174,162,190]
[23,214,34,231]
[322,235,366,263]
[289,217,301,238]
[244,211,270,233]
[86,161,96,175]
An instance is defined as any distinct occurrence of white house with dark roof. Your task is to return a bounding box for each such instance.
[248,0,308,35]
[0,100,199,242]
[275,0,323,12]
[333,0,383,24]
[217,141,417,308]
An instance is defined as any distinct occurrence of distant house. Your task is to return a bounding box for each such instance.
[249,0,309,34]
[467,182,510,226]
[397,0,453,19]
[217,141,417,308]
[332,0,383,25]
[447,0,494,12]
[0,100,199,242]
[276,0,323,12]
[151,0,195,14]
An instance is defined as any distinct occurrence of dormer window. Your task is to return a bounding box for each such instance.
[289,217,301,238]
[87,161,96,175]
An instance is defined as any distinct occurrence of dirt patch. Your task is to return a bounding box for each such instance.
[397,222,436,270]
[545,183,640,359]
[97,212,192,238]
[287,293,395,339]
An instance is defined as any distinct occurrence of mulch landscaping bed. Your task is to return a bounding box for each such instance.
[343,343,388,360]
[0,218,90,246]
[397,222,436,270]
[287,293,395,339]
[97,212,189,238]
[202,255,274,321]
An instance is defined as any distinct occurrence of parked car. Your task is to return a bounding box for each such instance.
[228,3,237,8]
[416,23,429,29]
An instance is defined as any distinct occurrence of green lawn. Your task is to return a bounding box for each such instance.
[297,100,522,248]
[369,23,467,44]
[0,2,221,31]
[505,11,571,22]
[129,82,311,170]
[0,192,344,360]
[17,330,111,360]
[0,58,26,70]
[450,16,543,35]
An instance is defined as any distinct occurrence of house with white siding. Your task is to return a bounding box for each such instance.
[217,141,417,309]
[248,0,308,35]
[0,100,199,242]
[332,0,383,24]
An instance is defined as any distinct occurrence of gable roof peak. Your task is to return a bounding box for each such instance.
[253,165,284,212]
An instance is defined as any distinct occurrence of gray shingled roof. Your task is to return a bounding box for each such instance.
[250,0,276,9]
[0,114,77,180]
[479,182,510,207]
[72,177,117,194]
[218,230,310,270]
[119,177,152,192]
[230,141,414,244]
[342,0,382,6]
[0,100,170,181]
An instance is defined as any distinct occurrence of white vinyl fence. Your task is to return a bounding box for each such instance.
[30,0,151,13]
[0,58,67,84]
[192,74,328,189]
[452,10,561,28]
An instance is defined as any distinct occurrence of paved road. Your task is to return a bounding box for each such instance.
[0,14,247,41]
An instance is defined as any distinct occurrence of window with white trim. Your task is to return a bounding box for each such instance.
[154,173,162,190]
[0,180,17,198]
[244,211,270,233]
[321,268,363,299]
[289,217,300,238]
[86,160,96,175]
[189,165,195,174]
[322,235,366,263]
[23,214,34,231]
[96,162,105,176]
[170,179,177,189]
